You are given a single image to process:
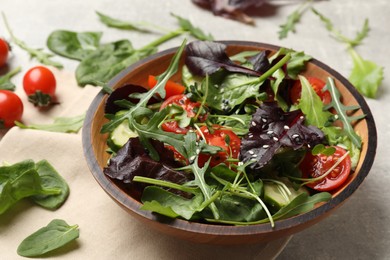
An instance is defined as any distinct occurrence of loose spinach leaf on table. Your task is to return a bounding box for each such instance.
[0,160,68,214]
[17,219,79,257]
[31,160,70,209]
[2,13,63,69]
[47,30,102,60]
[15,114,85,133]
[0,66,21,91]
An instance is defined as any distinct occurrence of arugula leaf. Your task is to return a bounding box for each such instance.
[0,66,21,91]
[96,11,156,32]
[17,219,79,257]
[171,13,214,41]
[348,48,384,98]
[324,77,365,148]
[2,13,63,69]
[298,75,332,127]
[15,114,85,133]
[47,30,102,61]
[269,48,312,79]
[311,8,369,47]
[278,0,312,40]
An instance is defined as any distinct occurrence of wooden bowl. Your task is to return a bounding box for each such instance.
[82,41,377,245]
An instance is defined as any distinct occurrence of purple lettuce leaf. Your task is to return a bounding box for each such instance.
[185,41,261,77]
[191,0,267,25]
[104,137,191,200]
[239,102,325,170]
[248,50,271,73]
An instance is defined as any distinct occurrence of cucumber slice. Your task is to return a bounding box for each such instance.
[264,181,308,211]
[109,119,137,149]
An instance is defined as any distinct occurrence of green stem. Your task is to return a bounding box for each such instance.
[140,29,184,51]
[2,66,21,79]
[133,176,196,194]
[41,187,62,196]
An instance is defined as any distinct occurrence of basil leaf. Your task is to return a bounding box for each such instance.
[47,30,102,60]
[31,160,70,209]
[348,48,384,98]
[0,66,21,91]
[75,40,156,86]
[17,219,79,257]
[15,114,85,133]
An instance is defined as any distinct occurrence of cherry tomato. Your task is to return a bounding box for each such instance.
[0,38,9,67]
[148,75,186,99]
[290,77,331,105]
[160,94,206,134]
[23,66,56,107]
[300,146,351,192]
[197,125,241,168]
[0,90,23,128]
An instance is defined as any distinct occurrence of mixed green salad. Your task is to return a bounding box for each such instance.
[101,40,364,227]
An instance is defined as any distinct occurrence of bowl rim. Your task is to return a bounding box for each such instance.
[82,40,377,236]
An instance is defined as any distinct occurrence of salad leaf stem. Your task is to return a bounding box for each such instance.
[2,13,63,69]
[0,66,21,91]
[139,29,185,52]
[133,176,197,194]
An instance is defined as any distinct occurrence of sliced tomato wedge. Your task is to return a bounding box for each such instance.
[160,94,206,134]
[197,125,241,168]
[290,77,331,105]
[148,75,186,99]
[300,146,351,192]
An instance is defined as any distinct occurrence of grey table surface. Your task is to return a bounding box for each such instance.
[1,0,389,259]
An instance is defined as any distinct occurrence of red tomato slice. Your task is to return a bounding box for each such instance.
[300,146,351,192]
[290,77,331,105]
[160,94,206,134]
[197,125,241,168]
[148,75,186,99]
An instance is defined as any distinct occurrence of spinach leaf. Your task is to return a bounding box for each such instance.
[17,219,79,257]
[76,40,155,86]
[31,160,70,209]
[0,66,21,91]
[0,160,67,214]
[47,30,102,60]
[141,186,204,220]
[2,13,63,69]
[171,13,214,41]
[15,114,85,133]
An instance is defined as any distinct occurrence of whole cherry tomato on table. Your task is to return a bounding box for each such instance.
[0,38,9,67]
[299,145,351,192]
[0,90,23,128]
[290,77,331,105]
[197,125,241,168]
[23,66,56,107]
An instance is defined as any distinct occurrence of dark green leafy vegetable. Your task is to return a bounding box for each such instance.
[0,66,21,91]
[278,0,312,40]
[17,219,79,257]
[96,11,155,32]
[0,160,69,214]
[47,30,102,60]
[15,114,85,133]
[31,160,70,209]
[2,13,63,69]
